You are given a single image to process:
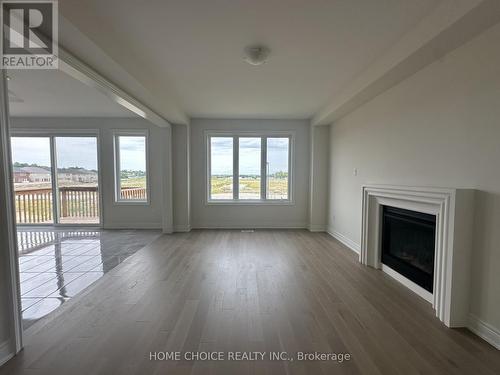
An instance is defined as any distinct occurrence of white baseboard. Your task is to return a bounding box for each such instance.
[192,222,308,229]
[173,224,192,232]
[103,222,162,230]
[327,227,361,254]
[308,224,327,232]
[0,340,13,367]
[468,314,500,350]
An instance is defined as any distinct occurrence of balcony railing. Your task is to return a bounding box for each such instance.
[120,187,147,200]
[14,186,146,224]
[60,186,100,221]
[14,186,99,224]
[15,188,53,224]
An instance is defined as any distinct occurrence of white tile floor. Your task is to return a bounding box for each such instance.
[17,228,161,329]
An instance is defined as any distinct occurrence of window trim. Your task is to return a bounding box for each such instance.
[113,129,150,205]
[205,130,294,205]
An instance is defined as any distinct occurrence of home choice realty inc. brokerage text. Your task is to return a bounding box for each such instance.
[149,351,352,363]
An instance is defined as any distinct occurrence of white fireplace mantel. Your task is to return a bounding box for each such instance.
[361,184,475,327]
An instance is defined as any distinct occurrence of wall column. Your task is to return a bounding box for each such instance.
[0,70,22,365]
[308,124,330,231]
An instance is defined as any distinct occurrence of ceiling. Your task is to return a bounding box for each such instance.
[59,0,443,121]
[8,69,135,117]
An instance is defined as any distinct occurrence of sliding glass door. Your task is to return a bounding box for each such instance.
[55,137,100,224]
[11,137,54,224]
[11,135,100,225]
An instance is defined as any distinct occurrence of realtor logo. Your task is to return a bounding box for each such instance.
[1,0,58,69]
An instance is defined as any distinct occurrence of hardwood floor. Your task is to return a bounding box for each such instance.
[2,230,499,375]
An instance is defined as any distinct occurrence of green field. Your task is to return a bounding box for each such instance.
[211,176,288,199]
[210,176,233,195]
[121,177,147,188]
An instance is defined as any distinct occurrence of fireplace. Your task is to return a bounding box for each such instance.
[361,185,475,327]
[381,206,436,293]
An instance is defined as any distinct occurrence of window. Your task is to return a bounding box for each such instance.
[114,132,148,203]
[266,137,289,200]
[209,137,233,200]
[208,133,291,203]
[55,137,100,224]
[11,134,101,225]
[238,137,261,199]
[11,137,54,224]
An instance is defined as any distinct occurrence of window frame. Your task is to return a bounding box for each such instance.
[10,128,104,227]
[113,129,150,205]
[206,130,294,205]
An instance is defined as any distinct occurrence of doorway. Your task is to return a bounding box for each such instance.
[11,135,101,226]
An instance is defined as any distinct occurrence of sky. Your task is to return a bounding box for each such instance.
[11,137,100,170]
[118,136,146,171]
[11,136,146,171]
[211,137,288,175]
[11,137,52,167]
[10,136,285,174]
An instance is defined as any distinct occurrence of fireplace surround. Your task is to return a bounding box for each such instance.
[361,185,475,327]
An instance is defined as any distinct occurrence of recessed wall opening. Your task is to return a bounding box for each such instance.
[4,67,159,336]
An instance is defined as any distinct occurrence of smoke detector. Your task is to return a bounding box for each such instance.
[243,45,271,66]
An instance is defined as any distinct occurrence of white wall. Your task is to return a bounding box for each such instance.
[327,22,500,336]
[172,123,191,231]
[309,125,329,231]
[11,117,168,229]
[190,119,310,228]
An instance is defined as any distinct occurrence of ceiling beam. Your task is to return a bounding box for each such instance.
[58,47,171,128]
[4,9,172,127]
[312,0,500,126]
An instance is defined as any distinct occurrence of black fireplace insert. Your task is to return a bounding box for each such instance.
[381,206,436,292]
